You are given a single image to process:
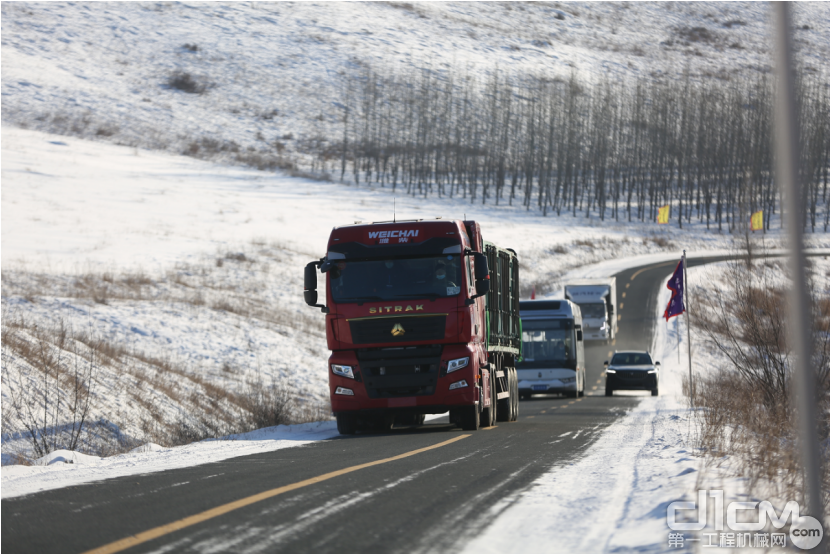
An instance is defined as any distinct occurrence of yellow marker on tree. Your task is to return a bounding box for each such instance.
[657,204,670,224]
[751,210,763,231]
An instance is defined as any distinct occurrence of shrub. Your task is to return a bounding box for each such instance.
[690,243,830,503]
[167,71,207,94]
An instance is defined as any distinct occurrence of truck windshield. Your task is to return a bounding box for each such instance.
[329,254,464,302]
[519,319,574,362]
[578,303,606,319]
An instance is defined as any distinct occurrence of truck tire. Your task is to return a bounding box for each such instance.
[651,387,659,397]
[605,387,613,397]
[509,368,519,421]
[459,404,480,431]
[336,414,357,435]
[497,366,511,422]
[491,372,498,425]
[481,371,497,427]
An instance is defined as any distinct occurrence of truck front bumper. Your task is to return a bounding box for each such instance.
[328,345,480,415]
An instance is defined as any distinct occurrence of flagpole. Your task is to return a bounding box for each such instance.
[683,249,693,405]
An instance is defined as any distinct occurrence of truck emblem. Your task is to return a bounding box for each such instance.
[391,323,405,337]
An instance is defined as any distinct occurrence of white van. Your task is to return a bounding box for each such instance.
[517,300,586,398]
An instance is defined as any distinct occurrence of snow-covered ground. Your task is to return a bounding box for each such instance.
[3,2,828,170]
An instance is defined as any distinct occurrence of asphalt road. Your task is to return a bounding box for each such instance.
[1,256,730,554]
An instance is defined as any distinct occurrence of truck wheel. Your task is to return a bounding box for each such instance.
[336,414,357,435]
[651,387,659,397]
[480,371,496,427]
[605,387,613,397]
[488,371,497,426]
[497,366,510,422]
[459,405,480,431]
[510,368,519,421]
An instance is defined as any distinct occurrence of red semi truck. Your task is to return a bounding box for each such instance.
[304,219,521,434]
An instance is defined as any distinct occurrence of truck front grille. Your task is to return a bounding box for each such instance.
[357,345,442,398]
[348,315,447,345]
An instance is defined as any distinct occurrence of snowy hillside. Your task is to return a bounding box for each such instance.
[2,2,828,167]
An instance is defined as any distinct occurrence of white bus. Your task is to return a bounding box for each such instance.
[517,300,586,399]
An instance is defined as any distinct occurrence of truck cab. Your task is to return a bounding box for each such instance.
[517,300,586,398]
[304,219,520,434]
[563,278,617,342]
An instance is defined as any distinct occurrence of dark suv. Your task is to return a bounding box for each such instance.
[604,351,660,396]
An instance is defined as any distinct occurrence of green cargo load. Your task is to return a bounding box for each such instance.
[484,241,521,356]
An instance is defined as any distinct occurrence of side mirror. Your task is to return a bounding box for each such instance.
[475,278,490,297]
[304,262,318,292]
[603,361,609,366]
[304,261,329,313]
[473,252,489,281]
[577,330,583,341]
[655,361,661,366]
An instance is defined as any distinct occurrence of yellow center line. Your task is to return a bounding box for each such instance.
[592,386,598,390]
[85,435,470,554]
[619,302,624,309]
[622,292,626,298]
[540,410,546,414]
[482,426,498,430]
[568,401,575,405]
[526,415,535,419]
[626,283,631,288]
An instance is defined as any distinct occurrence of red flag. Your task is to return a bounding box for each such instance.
[531,285,536,300]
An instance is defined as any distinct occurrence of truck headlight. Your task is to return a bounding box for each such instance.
[449,380,468,390]
[335,386,354,395]
[447,357,469,373]
[332,364,355,379]
[647,369,657,374]
[606,369,616,374]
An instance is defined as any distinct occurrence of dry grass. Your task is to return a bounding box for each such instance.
[689,244,830,505]
[1,242,330,463]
